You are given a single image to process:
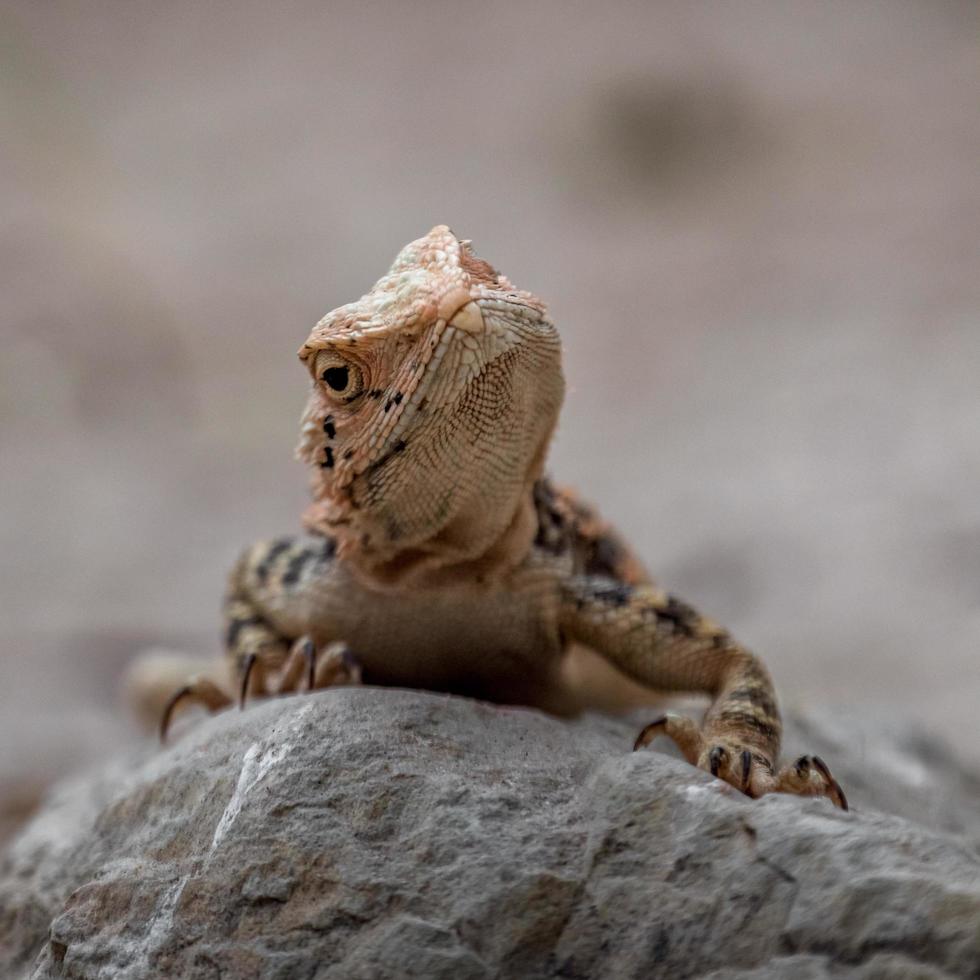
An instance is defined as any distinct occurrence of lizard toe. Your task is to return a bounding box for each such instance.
[310,641,362,690]
[695,739,774,797]
[774,754,848,810]
[633,712,704,765]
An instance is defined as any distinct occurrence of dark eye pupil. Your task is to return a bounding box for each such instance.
[322,366,349,391]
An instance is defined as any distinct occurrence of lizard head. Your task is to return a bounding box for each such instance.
[296,225,565,585]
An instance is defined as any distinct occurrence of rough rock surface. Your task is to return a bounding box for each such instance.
[1,689,979,980]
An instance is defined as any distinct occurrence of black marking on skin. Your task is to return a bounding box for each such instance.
[226,615,262,650]
[586,534,625,577]
[393,391,403,405]
[417,397,428,412]
[282,548,316,588]
[316,536,337,560]
[384,399,392,412]
[321,446,334,469]
[717,710,779,742]
[384,515,404,543]
[368,389,384,399]
[255,539,293,585]
[363,436,411,482]
[586,581,633,607]
[533,478,556,511]
[727,686,779,721]
[323,416,336,439]
[532,479,570,555]
[343,449,354,460]
[655,595,702,636]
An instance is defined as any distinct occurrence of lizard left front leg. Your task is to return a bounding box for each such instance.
[560,576,846,808]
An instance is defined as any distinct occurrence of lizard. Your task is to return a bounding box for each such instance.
[135,224,846,808]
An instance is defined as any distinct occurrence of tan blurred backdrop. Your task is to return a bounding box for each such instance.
[1,1,978,836]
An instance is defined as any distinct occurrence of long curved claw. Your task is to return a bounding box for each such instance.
[238,653,258,710]
[302,638,318,691]
[633,715,668,751]
[814,757,848,811]
[159,676,232,743]
[740,749,753,791]
[708,745,728,777]
[633,713,704,764]
[160,686,192,743]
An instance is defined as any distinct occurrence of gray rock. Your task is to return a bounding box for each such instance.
[1,689,979,980]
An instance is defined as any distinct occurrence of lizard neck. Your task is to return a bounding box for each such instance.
[303,407,556,591]
[340,485,539,591]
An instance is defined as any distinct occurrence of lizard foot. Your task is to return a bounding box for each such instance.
[239,638,362,711]
[633,713,847,810]
[161,640,363,741]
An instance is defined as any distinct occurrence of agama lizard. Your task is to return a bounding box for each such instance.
[139,225,846,808]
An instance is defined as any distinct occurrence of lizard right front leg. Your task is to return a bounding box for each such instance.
[157,536,359,739]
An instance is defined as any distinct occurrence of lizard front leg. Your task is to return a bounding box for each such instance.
[559,576,846,808]
[156,536,359,739]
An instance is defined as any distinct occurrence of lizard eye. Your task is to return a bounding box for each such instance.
[315,353,364,401]
[323,366,348,390]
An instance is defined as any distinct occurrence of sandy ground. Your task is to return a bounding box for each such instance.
[1,1,978,840]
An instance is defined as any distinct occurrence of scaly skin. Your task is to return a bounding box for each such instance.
[140,226,845,808]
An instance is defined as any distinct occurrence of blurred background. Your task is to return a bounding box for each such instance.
[1,0,977,841]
